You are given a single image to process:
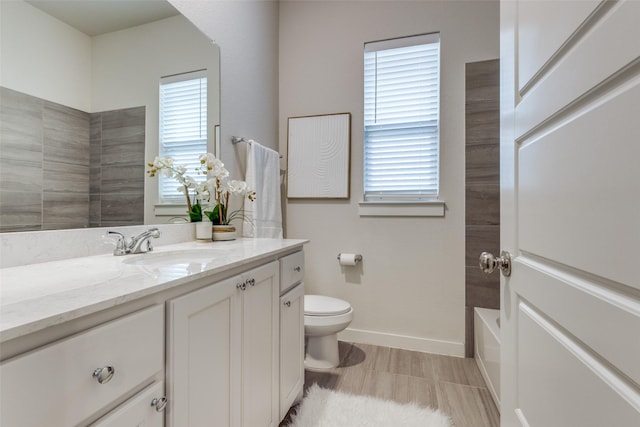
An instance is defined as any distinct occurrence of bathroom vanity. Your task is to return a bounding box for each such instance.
[0,238,306,427]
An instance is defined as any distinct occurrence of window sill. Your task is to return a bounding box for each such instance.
[154,204,189,217]
[358,200,445,217]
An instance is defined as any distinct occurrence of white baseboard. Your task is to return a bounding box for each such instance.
[338,327,465,358]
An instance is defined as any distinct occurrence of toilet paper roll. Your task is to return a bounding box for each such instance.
[338,253,361,266]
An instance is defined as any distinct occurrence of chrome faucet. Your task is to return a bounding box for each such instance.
[107,228,161,256]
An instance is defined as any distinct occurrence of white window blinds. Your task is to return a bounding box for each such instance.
[364,33,440,200]
[159,70,207,201]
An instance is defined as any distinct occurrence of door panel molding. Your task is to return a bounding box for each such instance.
[514,256,640,385]
[518,80,640,287]
[517,302,640,426]
[518,0,609,95]
[516,0,640,139]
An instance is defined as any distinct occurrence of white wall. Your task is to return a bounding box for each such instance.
[167,0,280,184]
[90,15,220,225]
[280,0,499,356]
[0,0,92,111]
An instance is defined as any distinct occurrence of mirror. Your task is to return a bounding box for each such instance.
[0,0,220,232]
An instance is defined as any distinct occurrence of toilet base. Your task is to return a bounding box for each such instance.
[304,333,340,369]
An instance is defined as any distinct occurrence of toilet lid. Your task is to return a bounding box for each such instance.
[304,295,351,316]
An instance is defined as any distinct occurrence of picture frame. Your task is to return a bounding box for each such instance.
[286,112,351,199]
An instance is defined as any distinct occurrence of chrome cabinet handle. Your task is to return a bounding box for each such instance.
[293,266,301,272]
[92,366,115,384]
[284,301,291,307]
[479,251,512,277]
[151,397,168,412]
[237,282,246,291]
[249,278,255,286]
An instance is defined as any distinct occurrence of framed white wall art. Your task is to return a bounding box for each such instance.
[287,113,351,199]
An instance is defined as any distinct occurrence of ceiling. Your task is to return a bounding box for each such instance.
[25,0,180,36]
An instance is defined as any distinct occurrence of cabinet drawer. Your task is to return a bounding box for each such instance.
[91,381,165,427]
[280,251,304,293]
[0,305,164,427]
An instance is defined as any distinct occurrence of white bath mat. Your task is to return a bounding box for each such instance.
[288,384,453,427]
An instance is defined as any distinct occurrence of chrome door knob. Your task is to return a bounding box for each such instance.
[479,251,512,277]
[92,366,115,384]
[151,397,168,412]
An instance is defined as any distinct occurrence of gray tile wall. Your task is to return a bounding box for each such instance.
[0,87,144,232]
[464,59,500,357]
[89,107,145,227]
[1,87,90,231]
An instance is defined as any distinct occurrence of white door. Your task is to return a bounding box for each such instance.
[166,277,241,427]
[499,1,640,426]
[240,261,280,427]
[279,282,305,419]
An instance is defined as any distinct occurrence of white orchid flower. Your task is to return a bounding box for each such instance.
[154,157,173,169]
[183,175,197,188]
[225,179,248,195]
[208,159,229,179]
[199,153,217,167]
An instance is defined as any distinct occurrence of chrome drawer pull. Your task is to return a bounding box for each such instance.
[151,397,168,412]
[284,301,291,307]
[92,366,115,384]
[293,266,301,272]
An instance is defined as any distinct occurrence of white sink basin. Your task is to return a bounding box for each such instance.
[123,249,227,266]
[123,249,231,276]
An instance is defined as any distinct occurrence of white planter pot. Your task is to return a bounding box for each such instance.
[212,225,237,241]
[195,221,212,240]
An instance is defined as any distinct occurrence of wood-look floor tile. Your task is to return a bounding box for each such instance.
[432,354,487,387]
[393,374,439,408]
[304,368,339,392]
[436,382,499,427]
[333,366,367,395]
[389,347,436,379]
[352,343,379,371]
[283,342,499,427]
[360,369,396,401]
[388,347,413,376]
[372,345,391,372]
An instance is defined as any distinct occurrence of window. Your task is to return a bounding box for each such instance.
[363,33,440,201]
[158,70,207,202]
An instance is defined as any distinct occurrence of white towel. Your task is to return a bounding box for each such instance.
[243,141,283,238]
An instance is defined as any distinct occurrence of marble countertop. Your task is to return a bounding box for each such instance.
[0,238,307,343]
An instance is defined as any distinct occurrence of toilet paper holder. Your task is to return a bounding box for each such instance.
[337,253,363,264]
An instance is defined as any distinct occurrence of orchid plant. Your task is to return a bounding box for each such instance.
[147,153,255,224]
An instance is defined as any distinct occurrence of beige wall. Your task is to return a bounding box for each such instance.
[168,0,280,186]
[0,0,92,111]
[280,0,499,356]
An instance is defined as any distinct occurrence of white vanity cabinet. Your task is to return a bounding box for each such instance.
[0,305,165,427]
[0,240,308,427]
[166,260,280,427]
[279,251,305,419]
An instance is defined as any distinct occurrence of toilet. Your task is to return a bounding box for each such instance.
[304,295,354,369]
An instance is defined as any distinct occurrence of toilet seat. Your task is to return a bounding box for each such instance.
[304,295,351,316]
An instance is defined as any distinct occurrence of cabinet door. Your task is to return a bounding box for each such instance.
[167,276,241,427]
[91,382,165,427]
[240,261,280,427]
[279,282,305,419]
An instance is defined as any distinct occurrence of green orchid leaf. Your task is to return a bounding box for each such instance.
[189,203,203,222]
